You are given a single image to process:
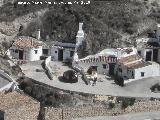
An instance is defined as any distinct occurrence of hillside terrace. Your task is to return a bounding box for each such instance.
[20,60,160,98]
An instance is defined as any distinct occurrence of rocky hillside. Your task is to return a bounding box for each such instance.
[0,0,159,56]
[0,55,22,78]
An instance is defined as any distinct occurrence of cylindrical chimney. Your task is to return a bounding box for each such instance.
[79,23,83,31]
[37,29,41,40]
[157,24,160,38]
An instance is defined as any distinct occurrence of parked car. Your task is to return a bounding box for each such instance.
[63,70,78,83]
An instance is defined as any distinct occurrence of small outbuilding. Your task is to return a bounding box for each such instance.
[50,42,75,61]
[9,36,46,61]
[136,24,160,63]
[115,54,160,80]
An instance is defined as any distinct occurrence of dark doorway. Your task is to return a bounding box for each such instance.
[19,50,23,60]
[91,66,97,71]
[87,66,97,75]
[0,110,4,120]
[58,49,63,61]
[109,63,115,76]
[153,49,158,62]
[146,51,152,61]
[43,49,49,55]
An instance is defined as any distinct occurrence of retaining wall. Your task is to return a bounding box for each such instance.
[0,69,18,91]
[0,70,14,82]
[44,56,53,80]
[44,100,160,120]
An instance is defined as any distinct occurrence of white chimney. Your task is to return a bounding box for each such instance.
[76,23,84,46]
[37,29,41,40]
[79,23,83,31]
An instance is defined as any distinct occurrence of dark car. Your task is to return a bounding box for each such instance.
[63,70,78,83]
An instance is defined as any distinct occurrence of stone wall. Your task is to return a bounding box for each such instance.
[0,91,40,120]
[125,100,160,113]
[44,100,160,120]
[5,102,40,120]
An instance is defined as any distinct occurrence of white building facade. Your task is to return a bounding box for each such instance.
[50,42,75,61]
[9,36,45,61]
[115,54,160,80]
[136,24,160,63]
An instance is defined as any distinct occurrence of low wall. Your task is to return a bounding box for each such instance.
[72,63,89,85]
[44,100,160,120]
[0,69,18,91]
[44,56,53,80]
[0,69,14,82]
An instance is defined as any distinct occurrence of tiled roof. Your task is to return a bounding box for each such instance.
[118,55,151,69]
[0,91,39,111]
[124,61,151,69]
[118,55,141,64]
[13,36,46,48]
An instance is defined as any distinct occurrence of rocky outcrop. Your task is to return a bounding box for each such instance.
[0,0,160,55]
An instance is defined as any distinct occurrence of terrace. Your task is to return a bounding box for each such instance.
[20,60,160,98]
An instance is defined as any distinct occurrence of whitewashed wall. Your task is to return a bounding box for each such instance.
[29,46,42,61]
[50,47,58,60]
[50,47,74,61]
[158,49,160,63]
[134,63,160,79]
[44,56,53,80]
[9,46,43,61]
[78,62,109,75]
[114,64,135,80]
[138,49,153,61]
[63,49,74,61]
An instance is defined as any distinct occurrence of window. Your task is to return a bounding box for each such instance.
[55,51,57,53]
[103,64,107,69]
[132,71,134,78]
[43,49,49,55]
[15,49,18,53]
[34,50,38,54]
[141,72,145,77]
[70,51,74,57]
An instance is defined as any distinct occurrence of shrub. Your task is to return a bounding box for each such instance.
[121,98,136,109]
[108,102,115,109]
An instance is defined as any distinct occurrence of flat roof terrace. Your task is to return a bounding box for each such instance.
[20,60,160,98]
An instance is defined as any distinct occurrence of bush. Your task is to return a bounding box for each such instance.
[108,102,115,109]
[121,98,135,109]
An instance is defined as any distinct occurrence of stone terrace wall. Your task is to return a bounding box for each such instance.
[44,100,160,120]
[44,106,120,120]
[5,102,40,120]
[125,100,160,113]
